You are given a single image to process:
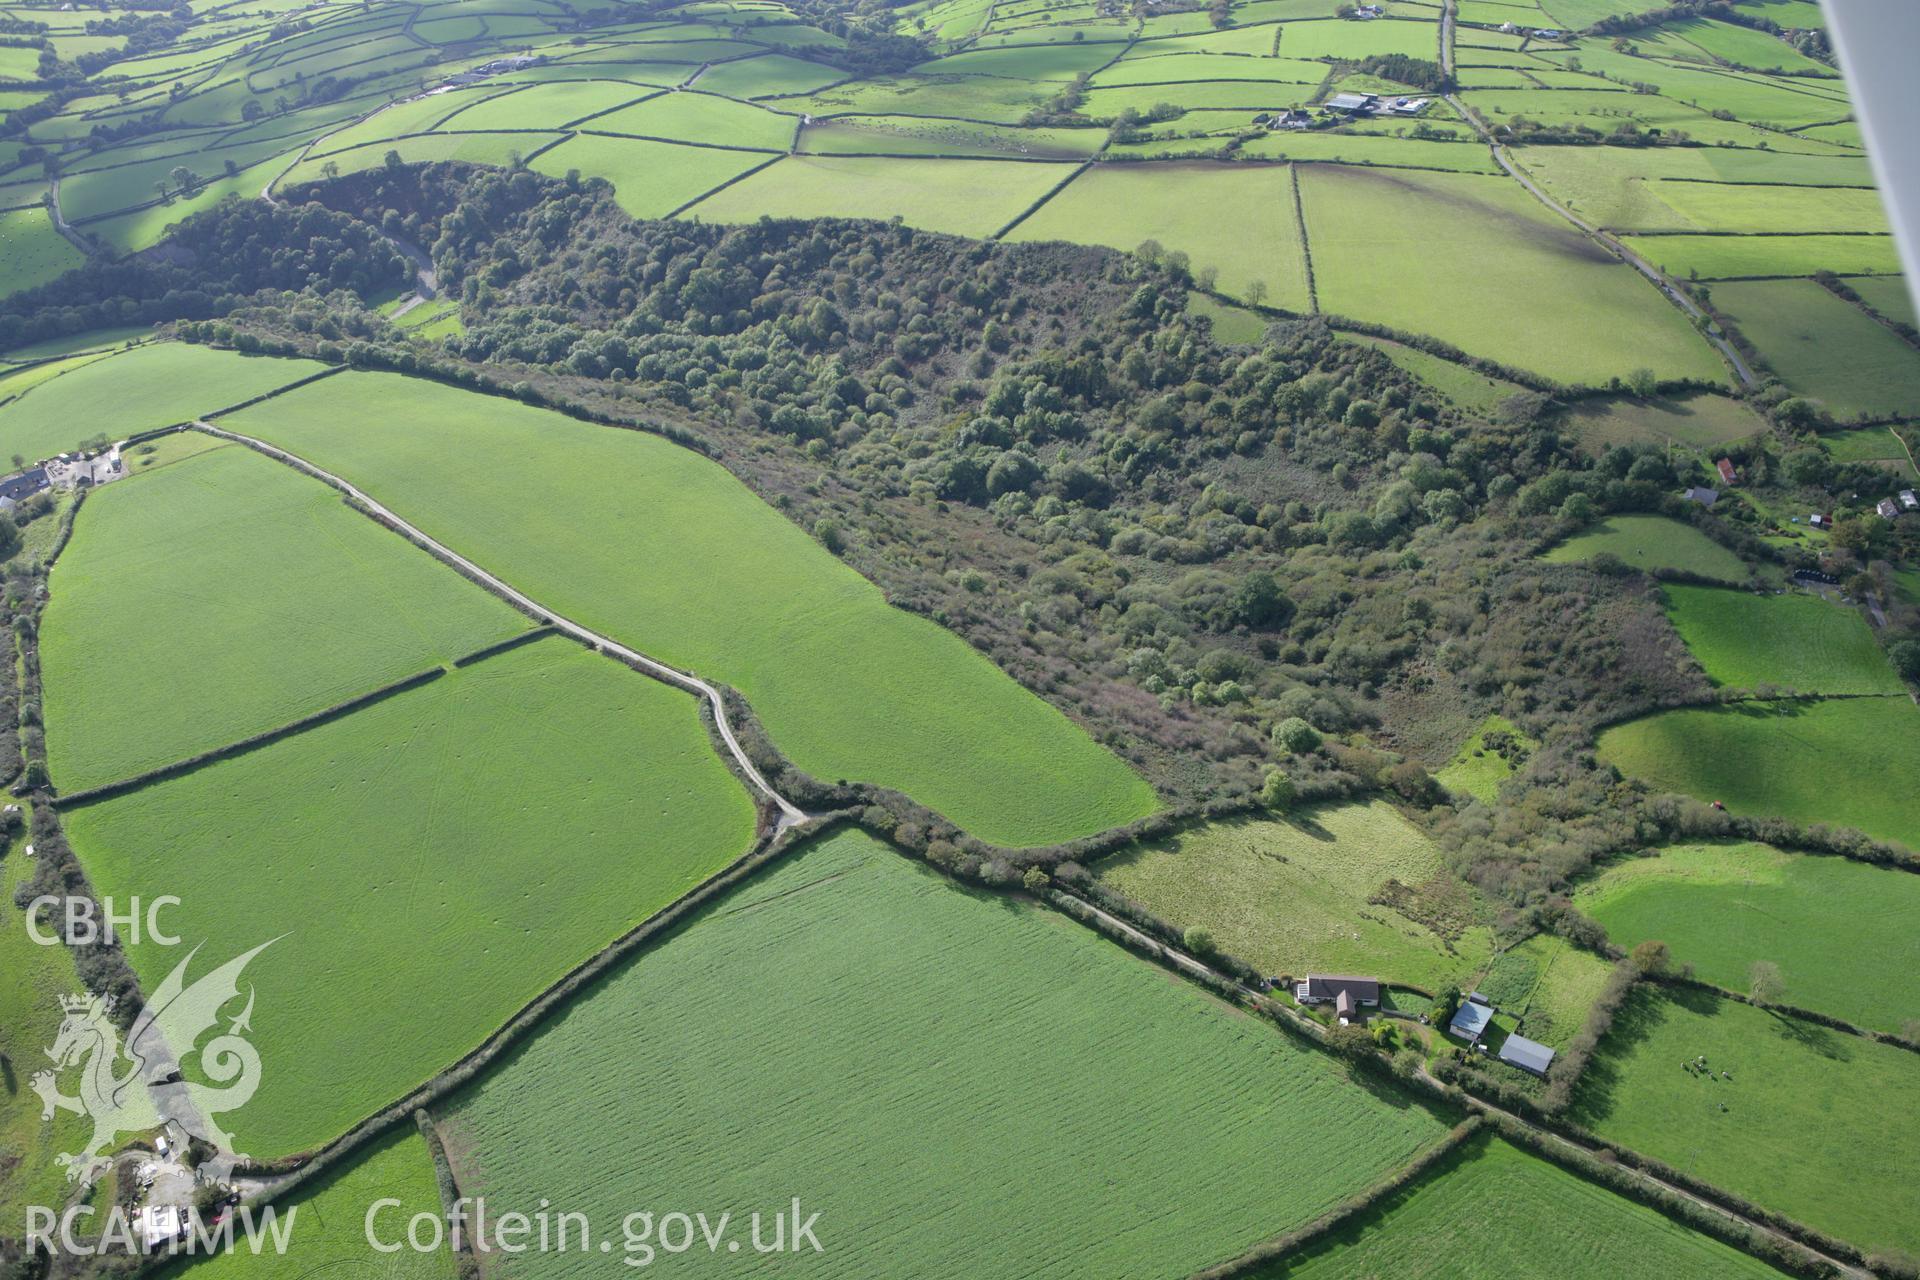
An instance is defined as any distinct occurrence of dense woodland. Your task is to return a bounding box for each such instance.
[5,162,1915,938]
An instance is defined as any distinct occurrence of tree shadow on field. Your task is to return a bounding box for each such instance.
[1765,1009,1852,1063]
[1565,985,1678,1127]
[0,1051,15,1097]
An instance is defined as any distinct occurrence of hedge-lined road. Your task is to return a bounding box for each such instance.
[194,421,810,831]
[1436,0,1756,387]
[1064,887,1868,1280]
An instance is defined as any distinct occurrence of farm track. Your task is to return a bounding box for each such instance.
[192,421,808,831]
[1438,0,1755,388]
[1060,888,1873,1280]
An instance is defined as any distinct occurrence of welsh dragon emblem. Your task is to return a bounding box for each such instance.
[33,941,274,1186]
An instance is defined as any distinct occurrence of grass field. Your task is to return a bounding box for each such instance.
[588,90,797,150]
[1821,425,1918,478]
[0,342,327,464]
[1095,801,1496,993]
[42,444,528,791]
[1625,234,1903,280]
[1344,336,1527,413]
[225,371,1159,847]
[1298,164,1725,385]
[796,114,1100,159]
[1713,279,1920,420]
[0,205,84,298]
[1541,515,1749,583]
[438,828,1454,1280]
[63,636,757,1156]
[1597,697,1920,851]
[1661,584,1902,695]
[680,153,1074,237]
[157,1128,454,1280]
[529,133,771,217]
[1487,933,1616,1050]
[1848,275,1916,329]
[1562,392,1765,452]
[1435,714,1534,804]
[1009,162,1311,311]
[1256,1132,1788,1279]
[1578,841,1920,1033]
[1573,986,1920,1256]
[0,838,98,1230]
[1188,294,1269,344]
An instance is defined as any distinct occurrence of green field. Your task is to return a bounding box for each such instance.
[1578,841,1920,1033]
[63,636,757,1156]
[0,838,97,1229]
[1541,515,1749,583]
[1436,713,1534,804]
[1848,275,1916,329]
[41,444,528,791]
[1188,293,1270,344]
[1096,801,1496,993]
[0,342,327,464]
[1485,933,1616,1050]
[1626,234,1903,280]
[589,89,798,149]
[1821,425,1918,478]
[1714,279,1920,420]
[681,153,1075,237]
[159,1128,454,1280]
[439,828,1454,1279]
[1009,162,1312,312]
[0,205,84,298]
[1257,1132,1788,1279]
[1344,335,1527,413]
[1597,697,1920,851]
[1662,584,1902,695]
[1562,392,1765,452]
[529,133,772,218]
[1298,164,1726,385]
[225,371,1159,847]
[1573,986,1920,1255]
[798,115,1101,159]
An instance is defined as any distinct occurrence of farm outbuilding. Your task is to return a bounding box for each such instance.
[1683,486,1719,508]
[1497,1034,1556,1077]
[1449,1000,1495,1043]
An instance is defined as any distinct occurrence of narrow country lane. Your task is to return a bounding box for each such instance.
[193,422,809,831]
[1437,0,1756,386]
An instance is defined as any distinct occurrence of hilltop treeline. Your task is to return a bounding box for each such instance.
[0,197,405,350]
[220,164,1702,832]
[0,163,1807,928]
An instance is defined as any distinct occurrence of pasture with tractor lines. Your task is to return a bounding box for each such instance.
[41,444,529,793]
[1095,801,1496,995]
[1577,841,1920,1034]
[1572,986,1920,1257]
[62,636,757,1157]
[224,371,1159,847]
[1597,697,1920,856]
[1541,515,1749,583]
[437,828,1455,1280]
[1660,583,1905,695]
[1253,1132,1790,1280]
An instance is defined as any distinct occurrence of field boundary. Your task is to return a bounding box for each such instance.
[222,813,846,1200]
[50,666,448,808]
[1289,161,1318,314]
[1189,1118,1486,1279]
[195,421,807,826]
